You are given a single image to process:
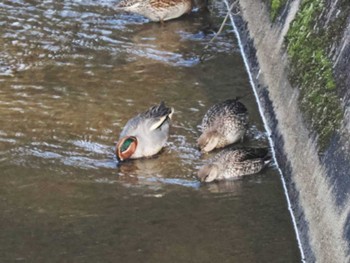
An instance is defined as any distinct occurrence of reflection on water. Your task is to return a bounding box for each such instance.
[0,0,300,262]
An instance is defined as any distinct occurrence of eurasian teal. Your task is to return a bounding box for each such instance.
[114,0,193,23]
[197,147,271,182]
[116,102,174,161]
[198,99,248,152]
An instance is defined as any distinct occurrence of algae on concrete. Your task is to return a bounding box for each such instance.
[270,0,287,21]
[261,0,287,21]
[285,0,343,151]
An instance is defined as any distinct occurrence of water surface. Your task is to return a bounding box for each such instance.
[0,0,300,262]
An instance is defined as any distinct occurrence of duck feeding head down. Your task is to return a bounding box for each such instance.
[116,102,174,162]
[198,98,249,153]
[114,0,193,23]
[197,147,271,183]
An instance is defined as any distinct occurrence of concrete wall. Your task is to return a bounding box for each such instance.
[224,0,350,262]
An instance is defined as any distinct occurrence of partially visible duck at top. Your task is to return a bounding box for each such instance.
[198,98,248,153]
[197,147,271,183]
[116,102,174,162]
[114,0,193,23]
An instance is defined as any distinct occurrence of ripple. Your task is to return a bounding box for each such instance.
[62,155,115,170]
[0,137,17,144]
[168,134,201,160]
[7,139,116,171]
[144,177,201,189]
[30,148,63,159]
[69,140,112,154]
[0,0,257,184]
[0,0,235,73]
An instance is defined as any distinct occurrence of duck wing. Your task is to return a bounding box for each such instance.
[142,101,173,130]
[202,99,247,128]
[235,147,270,162]
[142,101,173,119]
[120,102,173,138]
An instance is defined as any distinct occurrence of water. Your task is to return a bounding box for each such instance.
[0,0,301,262]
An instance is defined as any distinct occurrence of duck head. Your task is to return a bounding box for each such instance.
[197,164,219,183]
[197,130,219,153]
[116,136,138,161]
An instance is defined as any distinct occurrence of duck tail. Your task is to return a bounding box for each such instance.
[146,102,174,131]
[260,149,273,167]
[246,147,269,158]
[244,147,273,166]
[168,106,174,120]
[263,154,273,167]
[147,101,173,118]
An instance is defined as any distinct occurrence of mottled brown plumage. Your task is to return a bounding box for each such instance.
[198,99,249,152]
[197,147,271,183]
[115,0,193,22]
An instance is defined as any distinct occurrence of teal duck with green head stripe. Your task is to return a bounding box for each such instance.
[116,102,174,161]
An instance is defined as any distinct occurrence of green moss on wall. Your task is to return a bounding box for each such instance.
[286,0,343,150]
[270,0,287,21]
[262,0,287,21]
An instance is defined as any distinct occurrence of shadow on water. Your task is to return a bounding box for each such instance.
[0,0,301,262]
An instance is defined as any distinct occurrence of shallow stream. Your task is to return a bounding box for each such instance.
[0,1,300,262]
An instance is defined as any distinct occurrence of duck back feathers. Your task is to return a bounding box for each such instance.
[115,0,193,22]
[198,99,249,152]
[120,101,173,138]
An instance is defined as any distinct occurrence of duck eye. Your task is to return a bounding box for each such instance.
[121,138,134,152]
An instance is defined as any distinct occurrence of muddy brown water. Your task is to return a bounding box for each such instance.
[0,1,301,262]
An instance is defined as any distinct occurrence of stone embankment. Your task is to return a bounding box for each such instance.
[224,0,350,261]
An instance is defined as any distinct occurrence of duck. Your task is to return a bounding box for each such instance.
[114,0,193,23]
[116,102,174,161]
[198,98,248,153]
[197,147,271,183]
